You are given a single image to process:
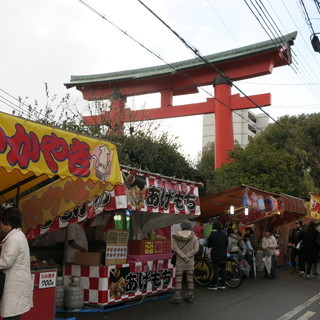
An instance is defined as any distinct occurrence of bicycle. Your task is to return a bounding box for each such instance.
[194,246,243,288]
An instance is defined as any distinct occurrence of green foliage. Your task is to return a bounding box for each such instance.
[111,129,200,182]
[214,142,312,197]
[254,113,320,192]
[195,142,215,194]
[195,113,320,198]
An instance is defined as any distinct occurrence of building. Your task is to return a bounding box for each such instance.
[202,110,269,149]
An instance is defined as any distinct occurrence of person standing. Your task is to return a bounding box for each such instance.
[169,220,199,304]
[227,225,241,260]
[288,220,304,273]
[244,227,259,254]
[300,221,319,278]
[0,207,33,320]
[65,222,88,264]
[261,227,278,279]
[207,220,228,290]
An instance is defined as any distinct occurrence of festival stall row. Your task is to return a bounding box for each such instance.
[198,185,308,265]
[0,111,122,320]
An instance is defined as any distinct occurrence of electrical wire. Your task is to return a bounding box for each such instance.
[77,0,320,164]
[0,88,57,123]
[136,0,320,161]
[245,0,320,102]
[76,0,264,139]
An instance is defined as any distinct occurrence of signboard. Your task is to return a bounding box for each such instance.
[0,111,121,184]
[39,271,57,289]
[122,168,201,215]
[108,260,173,302]
[310,193,320,219]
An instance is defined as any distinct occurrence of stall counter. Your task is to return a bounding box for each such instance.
[64,258,175,306]
[0,268,57,320]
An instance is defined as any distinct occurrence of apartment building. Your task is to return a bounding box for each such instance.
[202,110,269,148]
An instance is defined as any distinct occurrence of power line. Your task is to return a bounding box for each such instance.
[76,0,266,138]
[137,0,320,161]
[245,0,320,102]
[0,88,58,123]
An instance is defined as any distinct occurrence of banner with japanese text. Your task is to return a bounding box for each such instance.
[0,112,121,185]
[19,177,127,232]
[310,193,320,219]
[23,167,201,238]
[122,167,201,216]
[108,260,174,304]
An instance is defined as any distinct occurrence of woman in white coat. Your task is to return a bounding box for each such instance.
[0,207,33,320]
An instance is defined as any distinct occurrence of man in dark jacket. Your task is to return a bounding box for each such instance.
[207,220,228,290]
[288,220,304,273]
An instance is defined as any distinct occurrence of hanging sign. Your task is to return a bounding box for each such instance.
[122,168,201,215]
[310,193,320,219]
[0,112,121,184]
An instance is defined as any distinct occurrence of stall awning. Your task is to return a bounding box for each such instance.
[198,185,279,220]
[0,111,122,205]
[198,185,307,227]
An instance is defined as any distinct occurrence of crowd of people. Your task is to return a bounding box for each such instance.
[288,220,320,278]
[170,218,320,305]
[169,219,266,304]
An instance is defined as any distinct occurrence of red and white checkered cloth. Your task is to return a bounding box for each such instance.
[64,259,175,306]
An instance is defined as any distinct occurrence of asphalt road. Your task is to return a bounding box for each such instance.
[56,266,320,320]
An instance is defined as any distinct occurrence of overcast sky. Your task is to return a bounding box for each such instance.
[1,0,320,161]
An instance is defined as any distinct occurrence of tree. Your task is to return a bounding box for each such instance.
[254,113,320,191]
[195,142,215,195]
[216,141,313,197]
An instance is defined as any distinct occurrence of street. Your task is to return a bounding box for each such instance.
[56,265,320,320]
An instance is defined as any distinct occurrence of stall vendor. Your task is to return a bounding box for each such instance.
[65,222,88,264]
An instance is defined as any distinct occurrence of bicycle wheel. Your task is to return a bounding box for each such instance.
[194,259,213,285]
[225,258,243,289]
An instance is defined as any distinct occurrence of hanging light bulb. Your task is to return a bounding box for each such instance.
[244,207,249,216]
[229,205,235,215]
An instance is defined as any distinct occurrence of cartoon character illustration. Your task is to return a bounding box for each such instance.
[91,145,112,182]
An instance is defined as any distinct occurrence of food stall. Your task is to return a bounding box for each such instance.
[64,166,202,307]
[198,185,307,266]
[0,111,122,320]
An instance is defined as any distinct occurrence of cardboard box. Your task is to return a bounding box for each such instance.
[107,229,129,246]
[73,252,101,266]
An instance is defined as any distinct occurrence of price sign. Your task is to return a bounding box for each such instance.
[39,271,57,289]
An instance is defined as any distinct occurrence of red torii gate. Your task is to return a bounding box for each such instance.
[65,32,297,168]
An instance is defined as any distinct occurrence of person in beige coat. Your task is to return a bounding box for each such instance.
[169,220,199,304]
[0,208,33,319]
[261,227,278,279]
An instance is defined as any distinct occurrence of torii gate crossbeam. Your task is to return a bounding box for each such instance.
[65,32,297,169]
